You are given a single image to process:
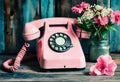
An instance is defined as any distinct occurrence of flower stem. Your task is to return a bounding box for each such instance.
[90,21,101,40]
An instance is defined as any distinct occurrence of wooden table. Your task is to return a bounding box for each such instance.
[0,54,120,82]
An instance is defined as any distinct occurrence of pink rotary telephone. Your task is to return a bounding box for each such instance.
[3,18,90,71]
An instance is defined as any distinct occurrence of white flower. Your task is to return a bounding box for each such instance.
[101,8,113,17]
[96,11,101,16]
[95,5,104,11]
[81,9,94,20]
[108,8,113,12]
[77,17,82,24]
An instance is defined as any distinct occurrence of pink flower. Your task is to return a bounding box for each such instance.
[80,2,90,11]
[89,54,117,76]
[94,16,109,26]
[71,6,83,14]
[111,11,120,25]
[71,2,90,14]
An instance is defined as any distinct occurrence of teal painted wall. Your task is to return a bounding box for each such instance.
[0,0,5,53]
[41,0,54,18]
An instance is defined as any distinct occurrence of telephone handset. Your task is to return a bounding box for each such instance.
[3,18,90,71]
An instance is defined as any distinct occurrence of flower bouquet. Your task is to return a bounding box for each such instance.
[71,2,120,40]
[71,2,118,76]
[72,2,120,62]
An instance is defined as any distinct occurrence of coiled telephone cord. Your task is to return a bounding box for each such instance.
[2,42,35,72]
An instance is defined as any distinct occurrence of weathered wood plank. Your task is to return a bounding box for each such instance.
[23,0,39,23]
[41,0,54,18]
[0,0,5,53]
[4,0,55,53]
[4,0,17,53]
[55,0,72,17]
[0,54,120,82]
[8,0,39,54]
[0,72,120,82]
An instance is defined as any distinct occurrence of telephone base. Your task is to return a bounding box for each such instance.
[38,57,86,69]
[39,68,85,72]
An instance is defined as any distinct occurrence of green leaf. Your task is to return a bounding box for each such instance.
[109,26,117,31]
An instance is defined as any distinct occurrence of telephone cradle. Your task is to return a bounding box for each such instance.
[3,18,90,72]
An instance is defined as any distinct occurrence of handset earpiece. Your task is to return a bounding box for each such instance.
[23,23,40,41]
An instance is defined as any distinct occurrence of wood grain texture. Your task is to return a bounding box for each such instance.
[41,0,54,18]
[55,0,72,17]
[0,54,120,82]
[0,0,5,53]
[4,0,17,53]
[23,0,39,23]
[3,0,55,54]
[4,0,40,53]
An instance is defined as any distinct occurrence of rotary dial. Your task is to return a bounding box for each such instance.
[48,33,72,52]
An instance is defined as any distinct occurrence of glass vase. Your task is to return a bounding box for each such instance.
[89,40,110,62]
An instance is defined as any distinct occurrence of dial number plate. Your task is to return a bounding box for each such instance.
[48,33,72,52]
